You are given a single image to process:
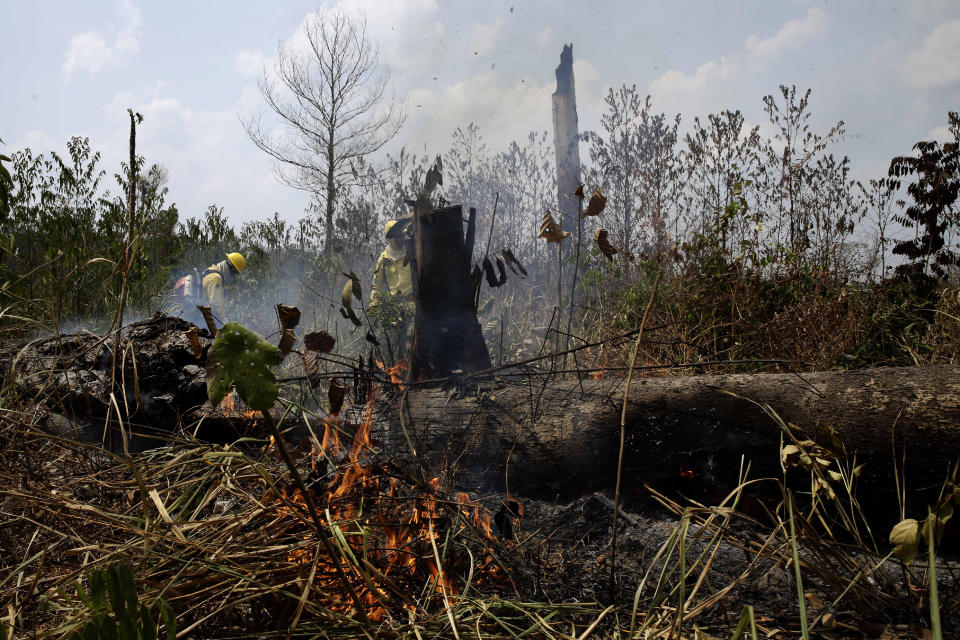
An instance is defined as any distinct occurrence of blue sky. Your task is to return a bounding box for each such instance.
[3,0,959,225]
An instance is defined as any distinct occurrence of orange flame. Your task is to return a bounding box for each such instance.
[375,358,408,388]
[267,388,506,618]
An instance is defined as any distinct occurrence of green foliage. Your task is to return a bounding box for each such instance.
[0,136,12,222]
[886,112,960,279]
[206,322,283,412]
[69,563,175,640]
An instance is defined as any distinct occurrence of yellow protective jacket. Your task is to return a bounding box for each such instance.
[369,246,413,312]
[201,260,235,315]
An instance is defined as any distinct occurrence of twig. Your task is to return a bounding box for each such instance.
[610,269,660,596]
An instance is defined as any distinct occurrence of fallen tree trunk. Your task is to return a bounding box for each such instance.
[6,318,958,514]
[378,366,960,511]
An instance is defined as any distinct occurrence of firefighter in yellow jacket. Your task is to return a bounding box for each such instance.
[370,220,414,357]
[369,220,412,312]
[202,252,246,315]
[174,252,246,328]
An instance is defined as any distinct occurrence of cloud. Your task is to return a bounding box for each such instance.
[235,49,267,79]
[63,0,142,75]
[536,27,554,53]
[903,19,960,88]
[401,71,554,155]
[100,83,308,224]
[468,19,503,58]
[648,8,826,119]
[8,129,59,156]
[744,8,826,61]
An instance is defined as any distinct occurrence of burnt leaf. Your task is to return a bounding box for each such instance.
[501,248,528,277]
[495,257,507,285]
[303,352,322,389]
[184,326,202,359]
[482,257,498,287]
[328,377,346,415]
[340,277,362,327]
[276,304,301,330]
[574,183,585,200]
[365,331,380,346]
[539,210,569,243]
[304,331,336,353]
[277,329,297,359]
[341,272,363,302]
[595,228,618,260]
[582,188,607,217]
[206,322,282,412]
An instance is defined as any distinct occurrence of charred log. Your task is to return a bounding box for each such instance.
[410,204,492,380]
[377,366,960,515]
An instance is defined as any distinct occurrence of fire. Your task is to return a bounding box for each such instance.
[375,358,408,388]
[218,393,235,413]
[216,391,262,422]
[590,368,605,380]
[264,382,509,621]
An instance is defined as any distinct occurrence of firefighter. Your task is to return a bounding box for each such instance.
[369,219,414,358]
[173,252,246,328]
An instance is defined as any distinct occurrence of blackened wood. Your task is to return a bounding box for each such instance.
[376,365,960,519]
[409,205,492,380]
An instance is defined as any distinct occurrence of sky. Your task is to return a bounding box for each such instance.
[3,0,959,226]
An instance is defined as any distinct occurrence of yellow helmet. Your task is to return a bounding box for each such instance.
[384,220,399,238]
[225,252,246,274]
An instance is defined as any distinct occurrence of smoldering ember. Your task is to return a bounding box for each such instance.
[2,5,960,640]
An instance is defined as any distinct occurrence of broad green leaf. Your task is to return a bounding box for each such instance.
[206,322,282,412]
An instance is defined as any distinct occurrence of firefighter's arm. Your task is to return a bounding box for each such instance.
[202,272,225,313]
[369,257,386,313]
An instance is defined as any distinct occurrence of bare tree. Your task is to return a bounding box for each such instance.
[243,9,405,251]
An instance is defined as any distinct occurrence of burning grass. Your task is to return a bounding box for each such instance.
[1,337,958,638]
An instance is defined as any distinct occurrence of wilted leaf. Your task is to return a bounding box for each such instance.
[423,156,443,195]
[501,248,528,277]
[276,304,301,330]
[184,326,202,359]
[304,331,335,353]
[198,305,217,337]
[595,229,618,260]
[340,278,362,327]
[341,272,363,303]
[539,210,569,243]
[574,184,585,199]
[328,377,346,415]
[482,257,507,287]
[206,322,283,412]
[304,352,322,389]
[470,264,482,288]
[277,329,297,359]
[340,306,362,327]
[582,188,607,217]
[889,518,921,563]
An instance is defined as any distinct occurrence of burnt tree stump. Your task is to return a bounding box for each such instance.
[410,204,492,381]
